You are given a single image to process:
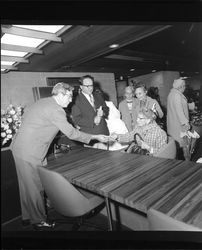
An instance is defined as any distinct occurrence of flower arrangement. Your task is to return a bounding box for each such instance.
[1,104,24,147]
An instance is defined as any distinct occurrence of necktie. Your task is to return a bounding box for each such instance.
[89,94,95,108]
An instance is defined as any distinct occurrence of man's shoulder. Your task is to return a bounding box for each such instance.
[35,97,55,108]
[74,93,85,103]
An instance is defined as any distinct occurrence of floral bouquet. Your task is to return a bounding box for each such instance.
[1,104,24,147]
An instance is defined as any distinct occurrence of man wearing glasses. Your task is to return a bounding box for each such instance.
[11,82,110,230]
[71,75,109,147]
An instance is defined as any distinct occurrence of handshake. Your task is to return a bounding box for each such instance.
[91,133,118,143]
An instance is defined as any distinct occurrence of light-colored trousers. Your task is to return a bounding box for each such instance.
[12,154,46,224]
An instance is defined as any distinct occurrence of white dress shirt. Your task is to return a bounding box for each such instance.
[82,92,95,108]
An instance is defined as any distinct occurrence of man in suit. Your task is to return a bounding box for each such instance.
[118,86,138,132]
[11,82,110,230]
[167,78,190,160]
[71,75,109,147]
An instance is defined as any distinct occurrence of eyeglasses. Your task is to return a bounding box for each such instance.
[63,92,73,97]
[82,85,93,88]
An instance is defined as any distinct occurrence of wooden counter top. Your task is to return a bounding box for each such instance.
[47,147,202,229]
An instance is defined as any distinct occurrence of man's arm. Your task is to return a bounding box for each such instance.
[52,108,109,144]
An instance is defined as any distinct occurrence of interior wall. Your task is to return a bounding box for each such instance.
[129,71,180,107]
[115,80,128,104]
[1,72,117,110]
[186,76,202,90]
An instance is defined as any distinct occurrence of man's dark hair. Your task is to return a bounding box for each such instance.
[79,75,94,85]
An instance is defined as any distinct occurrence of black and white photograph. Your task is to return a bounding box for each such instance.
[1,1,202,249]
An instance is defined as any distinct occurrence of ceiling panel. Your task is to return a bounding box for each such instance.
[1,23,201,79]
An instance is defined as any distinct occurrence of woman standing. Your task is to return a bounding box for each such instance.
[133,82,164,126]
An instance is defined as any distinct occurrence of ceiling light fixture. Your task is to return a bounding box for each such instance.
[1,50,28,57]
[109,44,119,49]
[1,61,15,65]
[152,70,157,72]
[130,68,135,71]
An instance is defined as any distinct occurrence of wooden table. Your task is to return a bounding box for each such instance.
[47,148,202,230]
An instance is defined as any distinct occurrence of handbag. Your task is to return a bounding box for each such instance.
[125,133,150,155]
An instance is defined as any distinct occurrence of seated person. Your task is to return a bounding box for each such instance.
[111,109,167,155]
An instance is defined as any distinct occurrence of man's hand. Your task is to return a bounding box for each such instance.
[97,106,103,117]
[91,134,111,143]
[94,115,101,125]
[110,133,118,141]
[181,123,190,132]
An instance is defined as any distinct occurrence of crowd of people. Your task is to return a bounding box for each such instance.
[11,74,200,230]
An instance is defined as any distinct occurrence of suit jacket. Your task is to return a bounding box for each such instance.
[167,88,189,146]
[118,98,138,132]
[11,97,91,165]
[71,92,109,135]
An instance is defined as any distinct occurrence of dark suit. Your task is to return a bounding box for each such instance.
[71,92,109,136]
[11,97,92,223]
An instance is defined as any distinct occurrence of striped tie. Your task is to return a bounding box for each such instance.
[89,94,95,108]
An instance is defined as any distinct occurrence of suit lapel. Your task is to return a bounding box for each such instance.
[80,93,96,113]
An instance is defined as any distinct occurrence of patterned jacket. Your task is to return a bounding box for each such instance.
[118,121,167,154]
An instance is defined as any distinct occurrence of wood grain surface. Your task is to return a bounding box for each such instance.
[47,148,202,229]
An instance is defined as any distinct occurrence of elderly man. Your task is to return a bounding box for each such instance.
[118,86,138,132]
[167,78,190,160]
[11,82,110,230]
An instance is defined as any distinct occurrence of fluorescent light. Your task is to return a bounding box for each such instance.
[13,25,64,33]
[152,70,157,72]
[1,69,6,71]
[1,61,15,65]
[130,68,135,71]
[1,34,44,47]
[109,44,119,49]
[1,49,28,57]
